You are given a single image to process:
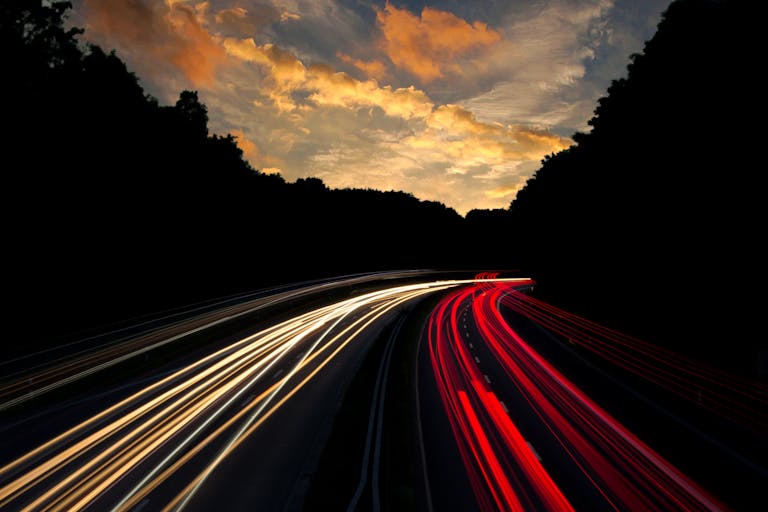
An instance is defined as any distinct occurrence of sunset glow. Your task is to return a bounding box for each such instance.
[73,0,668,214]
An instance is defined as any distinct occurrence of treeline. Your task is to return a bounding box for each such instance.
[506,0,764,377]
[2,1,477,353]
[4,1,763,379]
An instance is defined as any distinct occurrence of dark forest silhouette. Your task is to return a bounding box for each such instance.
[3,1,469,354]
[507,0,764,377]
[2,1,763,378]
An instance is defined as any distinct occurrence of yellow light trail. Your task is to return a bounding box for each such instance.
[0,278,530,511]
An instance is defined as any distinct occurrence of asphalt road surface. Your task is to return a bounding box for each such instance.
[2,273,764,511]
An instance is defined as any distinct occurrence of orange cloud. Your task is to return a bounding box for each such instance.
[485,184,524,199]
[223,38,433,119]
[83,0,225,86]
[212,3,298,37]
[230,129,258,161]
[376,2,501,82]
[398,104,571,169]
[337,52,388,81]
[307,64,433,119]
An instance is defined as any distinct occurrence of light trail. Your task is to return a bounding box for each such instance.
[498,289,768,430]
[428,279,730,511]
[0,271,432,411]
[428,280,573,511]
[0,277,523,511]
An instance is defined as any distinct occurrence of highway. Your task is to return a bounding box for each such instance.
[0,274,526,511]
[419,277,766,511]
[1,273,764,511]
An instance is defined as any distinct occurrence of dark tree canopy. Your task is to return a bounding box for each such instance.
[2,0,762,381]
[1,1,477,355]
[507,0,763,377]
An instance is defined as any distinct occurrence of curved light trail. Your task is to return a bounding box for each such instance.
[428,278,731,511]
[0,277,525,511]
[0,271,431,411]
[498,289,768,430]
[4,273,749,511]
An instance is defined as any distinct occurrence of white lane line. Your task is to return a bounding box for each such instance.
[348,316,402,512]
[372,317,405,512]
[474,356,480,364]
[468,343,474,349]
[499,401,509,413]
[483,374,491,384]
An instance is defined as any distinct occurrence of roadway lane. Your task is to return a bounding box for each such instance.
[0,276,513,511]
[0,270,439,412]
[419,279,764,511]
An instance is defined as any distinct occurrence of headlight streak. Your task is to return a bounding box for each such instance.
[166,289,433,512]
[110,303,356,512]
[1,278,520,511]
[428,280,730,512]
[2,313,329,511]
[0,271,432,411]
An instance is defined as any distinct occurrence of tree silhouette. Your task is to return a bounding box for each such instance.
[175,91,209,139]
[508,0,763,377]
[5,0,759,381]
[1,0,480,354]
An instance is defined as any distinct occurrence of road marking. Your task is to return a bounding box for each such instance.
[469,343,474,349]
[273,369,284,380]
[499,401,509,413]
[474,356,480,364]
[526,441,542,461]
[484,374,491,384]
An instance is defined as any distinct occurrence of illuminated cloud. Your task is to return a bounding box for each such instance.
[75,0,667,214]
[305,105,570,214]
[412,105,571,162]
[212,2,298,36]
[82,0,226,86]
[230,129,258,160]
[223,37,433,119]
[486,184,525,199]
[375,2,501,82]
[337,52,388,81]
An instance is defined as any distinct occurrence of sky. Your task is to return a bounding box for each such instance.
[72,0,670,215]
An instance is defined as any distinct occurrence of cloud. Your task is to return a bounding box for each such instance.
[304,104,570,214]
[230,128,258,160]
[210,34,561,214]
[223,37,433,119]
[459,0,615,133]
[74,0,663,215]
[486,183,525,199]
[83,0,226,86]
[337,52,388,81]
[212,2,299,37]
[409,105,571,162]
[375,2,501,82]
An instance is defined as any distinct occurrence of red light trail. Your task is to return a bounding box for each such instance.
[428,279,731,511]
[498,289,767,430]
